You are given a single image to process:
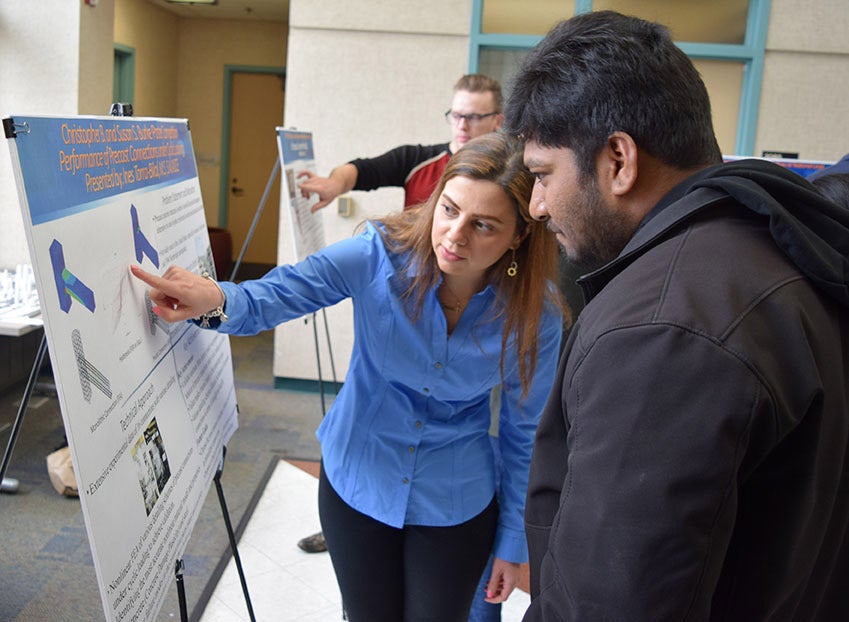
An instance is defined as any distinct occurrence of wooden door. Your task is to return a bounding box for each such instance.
[227,72,284,268]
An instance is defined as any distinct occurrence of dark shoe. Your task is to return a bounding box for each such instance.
[298,531,327,553]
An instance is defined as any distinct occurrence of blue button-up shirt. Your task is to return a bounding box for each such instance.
[217,222,562,562]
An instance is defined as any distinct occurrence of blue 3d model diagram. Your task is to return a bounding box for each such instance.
[131,204,159,267]
[49,239,96,313]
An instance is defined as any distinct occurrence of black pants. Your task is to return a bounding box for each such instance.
[319,465,498,622]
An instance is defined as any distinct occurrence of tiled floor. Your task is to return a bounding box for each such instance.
[198,459,531,622]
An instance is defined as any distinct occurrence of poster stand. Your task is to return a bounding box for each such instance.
[115,103,253,622]
[228,155,338,409]
[0,330,48,493]
[229,159,279,282]
[233,146,338,614]
[217,152,340,620]
[169,446,257,622]
[212,447,256,621]
[99,104,260,622]
[172,448,257,622]
[1,117,337,620]
[175,559,188,621]
[1,106,255,622]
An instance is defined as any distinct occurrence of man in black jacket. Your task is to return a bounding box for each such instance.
[506,11,849,621]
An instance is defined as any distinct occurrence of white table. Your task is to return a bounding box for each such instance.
[0,307,43,493]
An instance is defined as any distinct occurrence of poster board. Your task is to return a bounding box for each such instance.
[276,129,326,261]
[724,154,833,178]
[4,114,238,622]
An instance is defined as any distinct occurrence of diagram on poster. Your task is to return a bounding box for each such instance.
[4,114,239,622]
[276,128,326,261]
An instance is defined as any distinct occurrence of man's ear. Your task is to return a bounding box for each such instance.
[597,131,638,197]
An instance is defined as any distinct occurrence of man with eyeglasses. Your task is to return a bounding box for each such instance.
[298,73,504,212]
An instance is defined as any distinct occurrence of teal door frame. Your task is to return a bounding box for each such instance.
[467,0,771,155]
[113,43,135,106]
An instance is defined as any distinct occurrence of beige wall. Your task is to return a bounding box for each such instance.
[0,0,114,268]
[1,0,285,267]
[757,0,849,160]
[115,0,286,226]
[114,0,180,117]
[79,0,117,115]
[176,19,287,225]
[274,0,472,382]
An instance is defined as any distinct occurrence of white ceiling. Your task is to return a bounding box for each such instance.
[145,0,289,22]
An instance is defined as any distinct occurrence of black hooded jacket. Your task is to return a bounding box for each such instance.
[524,159,849,621]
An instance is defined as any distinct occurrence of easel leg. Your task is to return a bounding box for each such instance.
[229,160,280,282]
[175,559,188,622]
[320,307,338,388]
[312,312,327,416]
[311,309,339,418]
[215,448,256,622]
[1,332,48,493]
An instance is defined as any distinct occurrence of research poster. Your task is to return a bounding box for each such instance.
[276,128,326,261]
[723,154,832,178]
[4,115,239,622]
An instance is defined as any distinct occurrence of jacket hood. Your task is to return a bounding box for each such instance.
[581,159,849,307]
[691,159,849,307]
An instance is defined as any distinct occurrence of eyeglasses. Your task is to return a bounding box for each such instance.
[444,110,499,125]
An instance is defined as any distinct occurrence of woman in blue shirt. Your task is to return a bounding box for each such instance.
[132,133,564,621]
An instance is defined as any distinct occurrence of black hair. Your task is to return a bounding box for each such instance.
[505,11,722,178]
[811,172,849,209]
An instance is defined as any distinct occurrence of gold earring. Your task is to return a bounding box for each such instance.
[507,249,518,277]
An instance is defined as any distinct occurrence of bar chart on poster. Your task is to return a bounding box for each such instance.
[4,114,239,622]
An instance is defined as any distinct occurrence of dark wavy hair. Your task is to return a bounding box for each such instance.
[505,10,722,179]
[812,173,849,209]
[373,132,563,397]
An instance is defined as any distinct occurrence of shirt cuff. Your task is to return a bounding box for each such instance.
[492,524,529,564]
[212,281,242,333]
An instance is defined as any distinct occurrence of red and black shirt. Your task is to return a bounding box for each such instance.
[350,143,451,209]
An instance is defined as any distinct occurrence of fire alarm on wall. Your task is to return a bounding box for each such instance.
[337,195,354,218]
[85,0,98,6]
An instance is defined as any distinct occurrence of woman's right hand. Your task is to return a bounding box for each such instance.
[130,264,224,324]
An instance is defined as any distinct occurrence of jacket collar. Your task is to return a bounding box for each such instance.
[577,169,729,302]
[577,158,849,307]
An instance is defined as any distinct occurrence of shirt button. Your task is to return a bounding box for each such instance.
[402,478,409,484]
[423,387,430,393]
[434,362,442,369]
[408,446,415,453]
[415,421,422,428]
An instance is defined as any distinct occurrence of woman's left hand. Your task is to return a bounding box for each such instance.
[484,557,521,603]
